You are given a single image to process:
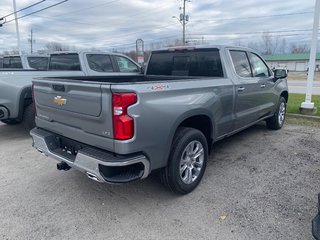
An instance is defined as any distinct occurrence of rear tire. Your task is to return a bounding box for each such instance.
[1,119,20,125]
[160,127,208,194]
[22,104,35,132]
[266,97,286,130]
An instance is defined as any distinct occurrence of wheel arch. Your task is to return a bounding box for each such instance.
[17,86,32,121]
[280,90,289,103]
[166,110,215,161]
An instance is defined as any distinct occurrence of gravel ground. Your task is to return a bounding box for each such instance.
[0,122,320,240]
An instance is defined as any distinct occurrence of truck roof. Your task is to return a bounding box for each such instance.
[153,45,257,53]
[2,54,49,58]
[49,51,130,57]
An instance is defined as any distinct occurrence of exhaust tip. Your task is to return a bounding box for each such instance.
[86,172,101,182]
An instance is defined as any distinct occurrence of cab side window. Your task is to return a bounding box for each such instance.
[248,53,270,77]
[87,54,114,72]
[230,50,252,78]
[115,56,140,72]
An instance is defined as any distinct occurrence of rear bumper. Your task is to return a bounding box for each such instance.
[30,128,150,183]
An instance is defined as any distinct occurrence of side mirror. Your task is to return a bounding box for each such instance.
[274,68,287,80]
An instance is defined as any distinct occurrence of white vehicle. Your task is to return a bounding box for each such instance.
[0,51,142,130]
[0,54,49,70]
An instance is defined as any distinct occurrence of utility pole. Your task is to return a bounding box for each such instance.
[28,29,35,53]
[300,0,320,114]
[182,0,186,46]
[173,0,190,46]
[12,0,22,55]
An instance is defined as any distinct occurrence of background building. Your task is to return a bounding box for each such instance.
[263,53,320,72]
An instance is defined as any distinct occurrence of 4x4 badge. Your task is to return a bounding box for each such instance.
[54,96,67,106]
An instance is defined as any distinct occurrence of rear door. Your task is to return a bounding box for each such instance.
[229,50,262,129]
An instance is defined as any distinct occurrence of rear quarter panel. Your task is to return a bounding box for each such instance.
[111,78,234,170]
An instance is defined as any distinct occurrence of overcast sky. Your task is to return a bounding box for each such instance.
[0,0,316,54]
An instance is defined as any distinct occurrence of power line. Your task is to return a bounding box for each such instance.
[46,0,121,18]
[34,2,172,28]
[6,0,69,24]
[0,0,46,19]
[188,28,316,36]
[190,11,313,23]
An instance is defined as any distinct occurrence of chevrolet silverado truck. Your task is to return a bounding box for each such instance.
[30,45,289,194]
[0,51,142,130]
[0,54,49,70]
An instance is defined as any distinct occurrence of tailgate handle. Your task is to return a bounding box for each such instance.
[52,84,65,92]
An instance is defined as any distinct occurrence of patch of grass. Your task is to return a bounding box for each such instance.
[286,116,320,128]
[287,93,320,117]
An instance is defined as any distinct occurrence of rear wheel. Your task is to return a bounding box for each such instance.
[266,97,286,130]
[160,127,208,194]
[22,104,35,132]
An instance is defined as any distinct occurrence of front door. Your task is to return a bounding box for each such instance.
[247,52,276,118]
[229,50,263,130]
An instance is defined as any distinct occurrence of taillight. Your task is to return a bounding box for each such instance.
[32,83,37,116]
[112,92,137,140]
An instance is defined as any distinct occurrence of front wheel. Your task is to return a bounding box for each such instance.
[160,127,208,194]
[266,97,286,130]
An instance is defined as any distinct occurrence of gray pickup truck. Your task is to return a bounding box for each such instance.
[0,51,142,130]
[30,45,288,194]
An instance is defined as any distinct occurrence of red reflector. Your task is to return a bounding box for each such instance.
[112,93,137,140]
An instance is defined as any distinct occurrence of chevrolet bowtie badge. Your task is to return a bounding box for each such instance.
[54,96,67,106]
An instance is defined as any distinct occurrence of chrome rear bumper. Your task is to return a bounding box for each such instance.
[30,128,150,183]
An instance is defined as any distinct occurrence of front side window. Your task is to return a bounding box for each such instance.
[0,58,3,68]
[87,54,113,72]
[230,50,252,78]
[248,53,270,77]
[27,57,49,70]
[3,56,23,68]
[115,56,140,72]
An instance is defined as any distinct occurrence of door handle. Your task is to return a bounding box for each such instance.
[260,84,266,88]
[237,87,245,92]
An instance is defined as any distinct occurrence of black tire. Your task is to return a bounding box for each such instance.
[266,97,286,130]
[1,119,20,125]
[160,127,208,194]
[22,104,35,132]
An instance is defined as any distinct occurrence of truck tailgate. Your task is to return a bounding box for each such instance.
[33,79,114,151]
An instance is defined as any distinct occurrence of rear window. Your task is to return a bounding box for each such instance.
[3,56,23,68]
[49,54,81,71]
[147,49,224,77]
[27,57,49,70]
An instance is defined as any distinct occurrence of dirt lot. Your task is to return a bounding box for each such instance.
[0,122,320,240]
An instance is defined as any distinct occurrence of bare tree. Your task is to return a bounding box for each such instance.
[45,42,70,52]
[260,32,280,55]
[290,43,310,53]
[279,39,287,54]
